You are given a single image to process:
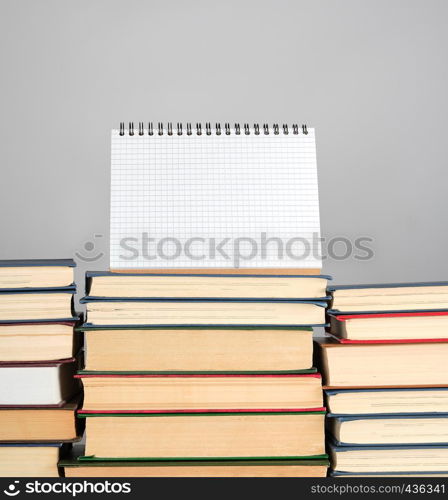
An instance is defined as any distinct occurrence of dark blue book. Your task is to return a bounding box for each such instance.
[325,387,448,417]
[80,298,328,328]
[86,271,331,300]
[328,281,448,315]
[0,288,76,323]
[328,413,448,447]
[329,441,448,475]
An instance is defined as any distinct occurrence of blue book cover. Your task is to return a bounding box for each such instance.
[329,440,448,452]
[328,414,448,447]
[327,308,448,316]
[0,259,76,268]
[0,287,76,295]
[0,443,63,448]
[328,281,448,292]
[330,469,448,476]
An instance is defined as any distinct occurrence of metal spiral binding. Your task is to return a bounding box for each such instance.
[119,122,309,136]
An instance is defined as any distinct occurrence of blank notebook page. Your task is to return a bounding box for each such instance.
[110,126,321,269]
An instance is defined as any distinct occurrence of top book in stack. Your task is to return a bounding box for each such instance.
[319,281,448,388]
[0,259,76,323]
[329,282,448,314]
[327,282,448,342]
[82,272,330,327]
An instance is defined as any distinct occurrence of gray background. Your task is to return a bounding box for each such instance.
[1,0,447,291]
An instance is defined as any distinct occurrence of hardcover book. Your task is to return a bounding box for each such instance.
[61,455,329,477]
[327,413,448,446]
[81,298,327,327]
[0,288,77,322]
[328,282,448,314]
[80,326,315,372]
[325,388,448,416]
[77,373,324,412]
[0,443,68,477]
[0,259,76,290]
[315,337,448,388]
[330,442,448,474]
[78,411,326,460]
[0,358,79,406]
[328,311,448,342]
[0,319,79,362]
[86,272,330,300]
[0,399,81,442]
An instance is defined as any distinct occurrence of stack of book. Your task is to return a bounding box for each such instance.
[0,259,81,477]
[62,271,331,477]
[318,281,448,477]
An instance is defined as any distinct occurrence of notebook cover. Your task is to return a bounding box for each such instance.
[0,259,76,268]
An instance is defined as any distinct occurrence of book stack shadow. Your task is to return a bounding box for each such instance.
[62,271,331,477]
[0,260,81,477]
[316,281,448,477]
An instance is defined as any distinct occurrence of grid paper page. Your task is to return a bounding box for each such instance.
[110,128,321,269]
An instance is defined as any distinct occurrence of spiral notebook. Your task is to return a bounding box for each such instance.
[110,123,321,270]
